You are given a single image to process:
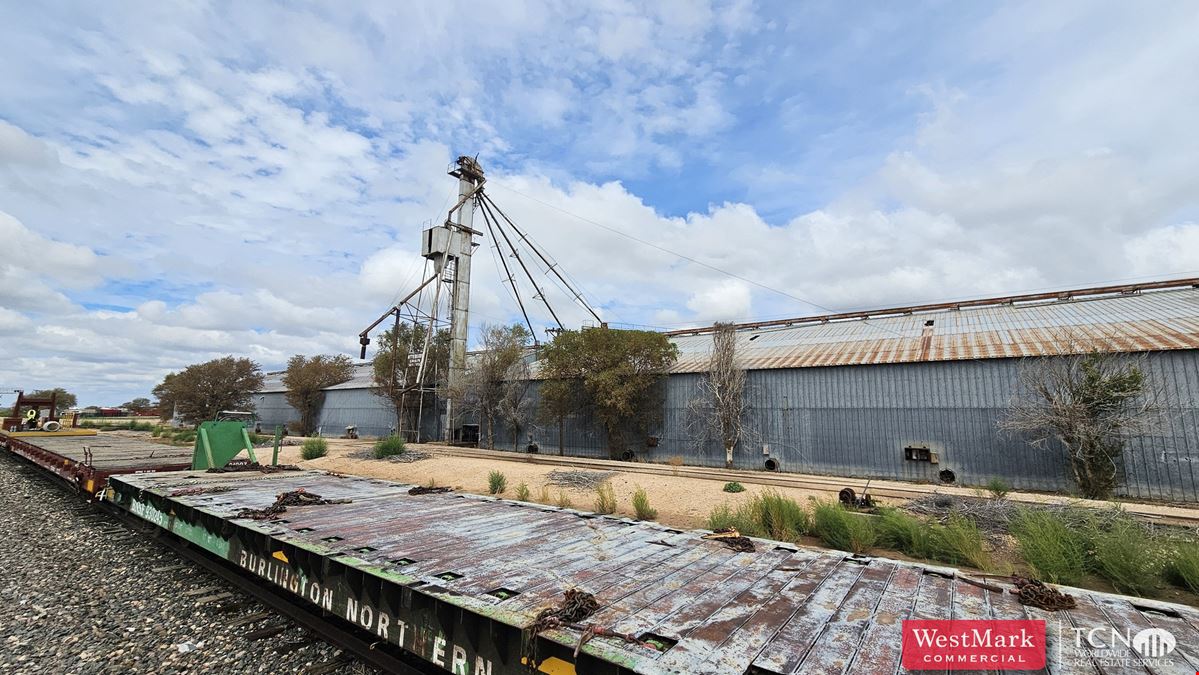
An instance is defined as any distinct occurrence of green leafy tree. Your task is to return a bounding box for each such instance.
[1001,348,1166,500]
[121,397,153,413]
[371,323,451,440]
[283,354,355,436]
[538,327,678,459]
[451,324,531,449]
[152,357,264,426]
[537,376,585,455]
[30,388,77,410]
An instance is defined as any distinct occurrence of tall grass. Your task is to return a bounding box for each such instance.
[812,501,876,554]
[874,509,989,569]
[1010,508,1087,585]
[373,435,406,458]
[487,470,507,495]
[753,490,810,540]
[876,508,938,558]
[555,490,573,509]
[1165,542,1199,594]
[939,515,990,570]
[515,483,531,501]
[1087,516,1161,596]
[706,502,764,537]
[594,483,617,514]
[632,487,657,520]
[301,437,328,460]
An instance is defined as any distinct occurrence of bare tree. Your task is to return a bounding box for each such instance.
[685,322,750,469]
[999,340,1168,500]
[450,324,530,449]
[496,358,533,451]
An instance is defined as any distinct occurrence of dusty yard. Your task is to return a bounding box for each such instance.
[274,438,891,529]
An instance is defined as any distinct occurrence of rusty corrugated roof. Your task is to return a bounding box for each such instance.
[668,286,1199,373]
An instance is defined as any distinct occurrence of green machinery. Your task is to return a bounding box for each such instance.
[190,411,283,470]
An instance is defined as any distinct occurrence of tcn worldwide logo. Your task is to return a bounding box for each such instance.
[901,619,1183,671]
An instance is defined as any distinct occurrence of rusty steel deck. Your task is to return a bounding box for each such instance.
[1,431,192,495]
[106,469,1199,674]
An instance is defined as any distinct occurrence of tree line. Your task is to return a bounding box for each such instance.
[137,323,1163,501]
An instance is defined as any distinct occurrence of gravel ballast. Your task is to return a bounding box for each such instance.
[0,451,376,674]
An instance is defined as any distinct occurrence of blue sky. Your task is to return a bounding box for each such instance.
[1,1,1198,405]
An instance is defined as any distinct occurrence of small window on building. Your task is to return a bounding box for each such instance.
[904,446,931,462]
[924,319,935,327]
[749,334,760,341]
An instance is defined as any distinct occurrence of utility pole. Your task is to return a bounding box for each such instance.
[431,156,484,442]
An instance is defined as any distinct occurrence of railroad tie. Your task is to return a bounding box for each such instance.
[151,564,187,573]
[274,638,317,655]
[214,600,255,614]
[182,585,223,597]
[229,611,273,627]
[195,592,234,605]
[302,656,351,675]
[243,624,287,641]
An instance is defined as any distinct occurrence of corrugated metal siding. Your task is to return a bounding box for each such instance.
[511,351,1199,502]
[256,351,1199,502]
[255,390,439,439]
[669,287,1199,373]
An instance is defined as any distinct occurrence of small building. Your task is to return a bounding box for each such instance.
[256,279,1199,501]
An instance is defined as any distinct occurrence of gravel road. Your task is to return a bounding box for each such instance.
[0,451,377,674]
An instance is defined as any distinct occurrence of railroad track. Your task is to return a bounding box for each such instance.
[420,444,1199,527]
[0,448,436,675]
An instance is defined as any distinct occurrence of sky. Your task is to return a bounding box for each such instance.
[1,1,1198,406]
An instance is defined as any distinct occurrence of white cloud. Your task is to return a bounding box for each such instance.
[1,1,1198,406]
[686,280,752,323]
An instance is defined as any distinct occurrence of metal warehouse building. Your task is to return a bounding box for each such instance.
[256,279,1199,501]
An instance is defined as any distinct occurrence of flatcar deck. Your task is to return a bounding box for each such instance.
[106,469,1199,675]
[1,431,192,494]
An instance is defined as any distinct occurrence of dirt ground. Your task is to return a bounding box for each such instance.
[274,438,895,529]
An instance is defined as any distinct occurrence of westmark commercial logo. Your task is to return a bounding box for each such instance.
[902,619,1046,670]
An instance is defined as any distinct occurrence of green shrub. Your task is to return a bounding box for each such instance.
[876,508,938,558]
[1010,508,1087,585]
[247,431,263,445]
[515,483,531,501]
[301,437,328,460]
[173,429,196,444]
[594,483,617,514]
[985,478,1011,499]
[723,482,746,493]
[487,470,507,495]
[812,501,875,554]
[374,435,406,458]
[632,487,657,520]
[150,427,162,437]
[940,515,990,570]
[1087,517,1160,596]
[706,502,764,537]
[1165,542,1199,594]
[752,490,809,541]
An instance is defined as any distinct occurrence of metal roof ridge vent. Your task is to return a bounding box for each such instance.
[664,276,1199,337]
